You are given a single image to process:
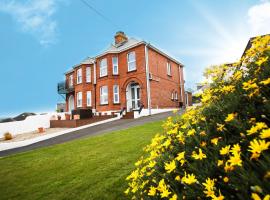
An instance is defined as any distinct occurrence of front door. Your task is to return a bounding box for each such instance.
[131,84,140,110]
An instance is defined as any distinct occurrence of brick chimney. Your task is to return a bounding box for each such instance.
[114,31,128,45]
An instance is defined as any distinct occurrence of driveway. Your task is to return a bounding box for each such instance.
[0,111,174,157]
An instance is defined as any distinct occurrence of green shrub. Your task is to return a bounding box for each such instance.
[125,35,270,200]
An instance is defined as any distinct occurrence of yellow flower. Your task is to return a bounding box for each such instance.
[200,131,207,136]
[175,175,181,181]
[225,113,237,122]
[217,123,225,132]
[220,145,231,155]
[251,193,270,200]
[165,160,176,173]
[221,85,235,94]
[200,141,207,147]
[211,190,225,200]
[211,138,219,145]
[176,152,185,161]
[224,161,234,172]
[148,186,156,196]
[256,56,268,66]
[170,194,178,200]
[192,148,207,160]
[223,177,229,183]
[228,154,242,167]
[202,178,215,192]
[247,122,268,135]
[230,143,241,156]
[260,129,270,139]
[181,172,197,185]
[249,139,270,159]
[251,193,261,200]
[161,188,171,198]
[187,129,196,136]
[217,160,224,167]
[243,80,259,91]
[124,188,130,195]
[260,77,270,85]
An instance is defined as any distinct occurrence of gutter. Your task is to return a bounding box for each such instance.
[178,65,184,106]
[145,43,151,115]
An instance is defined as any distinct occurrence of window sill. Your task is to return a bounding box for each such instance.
[76,82,82,85]
[99,103,108,106]
[99,75,108,79]
[112,74,119,76]
[167,74,172,77]
[86,81,92,84]
[127,69,137,73]
[113,102,120,105]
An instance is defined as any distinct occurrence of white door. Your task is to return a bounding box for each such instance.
[68,95,75,112]
[131,84,140,110]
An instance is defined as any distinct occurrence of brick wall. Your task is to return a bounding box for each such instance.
[64,43,185,112]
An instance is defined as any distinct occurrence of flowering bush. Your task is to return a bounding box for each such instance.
[125,35,270,200]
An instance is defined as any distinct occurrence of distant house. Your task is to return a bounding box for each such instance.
[58,32,185,116]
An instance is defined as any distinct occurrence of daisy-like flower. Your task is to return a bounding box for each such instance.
[165,160,176,173]
[192,148,207,160]
[220,145,230,155]
[181,172,197,185]
[248,139,270,160]
[225,113,237,122]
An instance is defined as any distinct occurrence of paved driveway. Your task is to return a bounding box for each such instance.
[0,111,174,157]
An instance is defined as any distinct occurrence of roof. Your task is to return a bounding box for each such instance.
[65,35,183,74]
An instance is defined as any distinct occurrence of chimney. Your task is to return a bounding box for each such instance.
[114,31,128,45]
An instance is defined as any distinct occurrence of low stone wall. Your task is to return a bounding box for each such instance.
[50,115,115,128]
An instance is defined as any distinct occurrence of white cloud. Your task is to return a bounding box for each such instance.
[0,0,63,46]
[248,0,270,36]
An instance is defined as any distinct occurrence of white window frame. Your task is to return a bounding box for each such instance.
[100,58,108,77]
[113,85,120,103]
[69,74,73,87]
[127,51,136,72]
[171,92,174,100]
[86,67,91,83]
[174,92,178,100]
[77,92,82,107]
[112,56,118,75]
[77,68,82,84]
[87,91,92,107]
[100,86,108,105]
[167,62,171,76]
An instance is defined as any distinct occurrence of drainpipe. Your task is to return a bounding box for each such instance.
[178,65,184,107]
[145,43,151,115]
[94,61,97,110]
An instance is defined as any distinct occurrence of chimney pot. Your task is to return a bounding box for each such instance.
[114,31,128,45]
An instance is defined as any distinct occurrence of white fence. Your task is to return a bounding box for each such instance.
[0,113,63,138]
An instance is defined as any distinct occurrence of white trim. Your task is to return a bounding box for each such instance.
[94,62,97,84]
[127,51,136,72]
[87,91,92,107]
[113,85,120,103]
[77,92,82,107]
[69,74,73,87]
[86,67,91,83]
[100,86,108,105]
[99,58,108,77]
[145,44,151,115]
[167,62,172,76]
[77,68,82,84]
[112,56,118,75]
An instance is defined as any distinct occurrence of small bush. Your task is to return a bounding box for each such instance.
[125,35,270,199]
[4,132,13,140]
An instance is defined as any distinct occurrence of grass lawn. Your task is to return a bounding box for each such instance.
[0,120,164,200]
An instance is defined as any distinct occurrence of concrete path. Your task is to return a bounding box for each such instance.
[0,111,174,157]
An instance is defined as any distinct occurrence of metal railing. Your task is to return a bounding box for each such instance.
[57,81,74,94]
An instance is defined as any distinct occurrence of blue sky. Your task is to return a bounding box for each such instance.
[0,0,270,117]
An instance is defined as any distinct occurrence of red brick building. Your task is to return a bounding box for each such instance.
[58,32,185,116]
